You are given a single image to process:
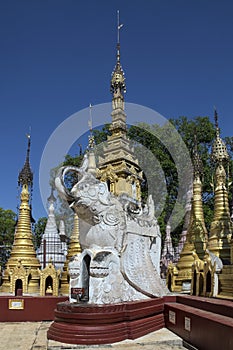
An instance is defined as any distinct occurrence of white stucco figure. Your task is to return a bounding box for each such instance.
[55,157,169,304]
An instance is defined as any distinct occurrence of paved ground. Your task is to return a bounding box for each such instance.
[0,322,186,350]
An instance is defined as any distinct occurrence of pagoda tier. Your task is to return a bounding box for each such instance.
[208,110,233,263]
[37,189,67,271]
[1,136,41,294]
[167,137,208,293]
[59,213,82,295]
[96,26,143,201]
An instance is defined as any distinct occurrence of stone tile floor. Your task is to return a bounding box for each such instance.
[0,322,186,350]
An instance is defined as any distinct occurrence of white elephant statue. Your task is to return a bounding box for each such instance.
[55,155,169,304]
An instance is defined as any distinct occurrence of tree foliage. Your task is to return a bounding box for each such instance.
[33,217,47,250]
[51,116,233,247]
[0,208,17,267]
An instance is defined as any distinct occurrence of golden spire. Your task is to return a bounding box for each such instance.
[87,104,97,176]
[96,11,143,200]
[211,109,229,164]
[110,10,127,135]
[176,136,207,263]
[110,10,126,105]
[188,134,208,258]
[208,109,232,263]
[68,213,82,256]
[1,135,41,294]
[168,136,208,292]
[59,213,82,295]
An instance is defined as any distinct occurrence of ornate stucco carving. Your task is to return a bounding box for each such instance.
[55,159,168,304]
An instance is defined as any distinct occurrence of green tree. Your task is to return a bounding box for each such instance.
[0,208,17,267]
[93,124,111,144]
[52,116,233,248]
[62,154,84,190]
[33,217,47,250]
[128,121,186,245]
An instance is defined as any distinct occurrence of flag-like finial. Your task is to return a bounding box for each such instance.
[117,10,123,62]
[88,103,93,134]
[110,10,126,99]
[88,103,95,150]
[117,10,123,45]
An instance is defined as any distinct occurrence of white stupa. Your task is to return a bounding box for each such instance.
[37,188,67,270]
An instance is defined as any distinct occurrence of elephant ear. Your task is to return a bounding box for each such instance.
[121,234,168,298]
[55,166,74,202]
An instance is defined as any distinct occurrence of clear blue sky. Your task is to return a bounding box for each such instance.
[0,0,233,220]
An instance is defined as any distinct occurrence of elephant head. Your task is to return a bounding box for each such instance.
[55,154,113,225]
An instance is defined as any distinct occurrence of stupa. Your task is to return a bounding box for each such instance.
[190,111,233,298]
[0,135,41,295]
[59,212,82,295]
[175,183,193,261]
[167,135,208,292]
[207,109,233,263]
[160,222,175,278]
[48,13,168,344]
[96,15,143,201]
[37,188,67,270]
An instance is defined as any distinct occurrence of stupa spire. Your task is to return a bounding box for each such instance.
[176,136,206,260]
[167,136,208,292]
[188,134,208,257]
[0,136,40,294]
[211,108,229,165]
[18,134,33,190]
[208,109,232,262]
[110,10,126,113]
[97,11,143,200]
[161,222,175,263]
[59,213,82,295]
[193,134,203,179]
[214,107,220,137]
[37,187,67,270]
[86,104,97,176]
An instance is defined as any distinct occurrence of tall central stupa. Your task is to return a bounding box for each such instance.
[97,15,143,200]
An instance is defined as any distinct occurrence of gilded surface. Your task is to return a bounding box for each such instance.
[208,114,233,263]
[96,35,143,201]
[0,138,41,295]
[39,261,60,296]
[1,184,41,294]
[60,213,82,295]
[167,140,208,293]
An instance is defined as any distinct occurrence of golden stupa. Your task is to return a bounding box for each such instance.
[0,135,41,295]
[207,110,233,263]
[59,213,82,295]
[206,110,233,297]
[96,27,143,201]
[167,135,208,292]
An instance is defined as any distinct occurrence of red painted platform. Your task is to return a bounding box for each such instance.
[164,295,233,350]
[2,293,233,349]
[47,298,166,345]
[0,296,68,322]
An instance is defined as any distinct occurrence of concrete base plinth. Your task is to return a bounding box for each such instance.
[48,298,167,345]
